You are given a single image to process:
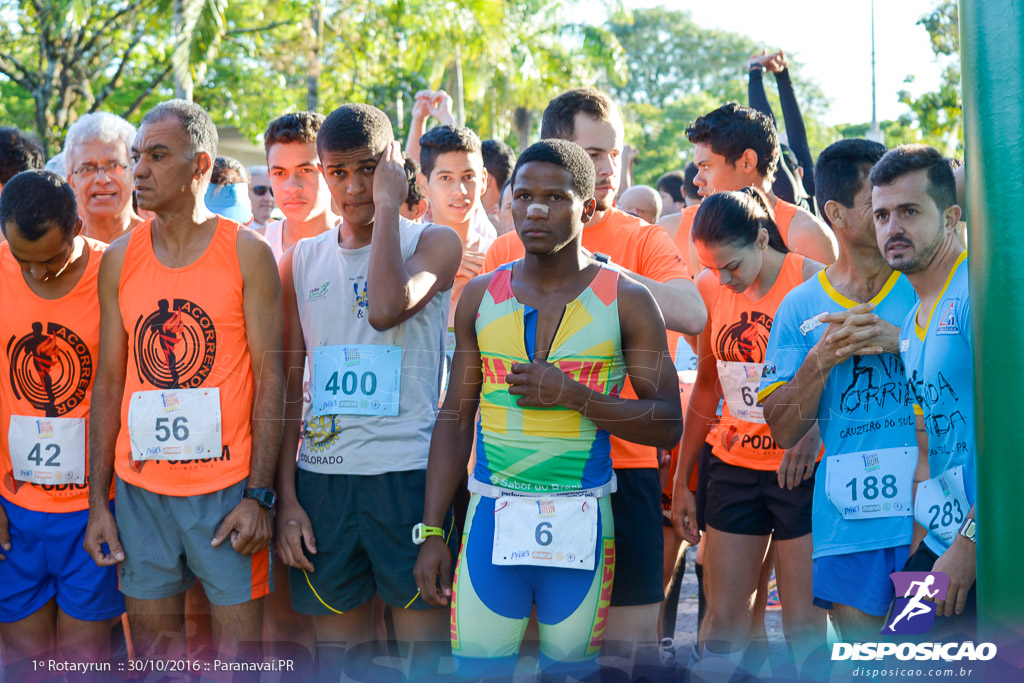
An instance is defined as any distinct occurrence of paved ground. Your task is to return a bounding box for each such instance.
[670,545,789,673]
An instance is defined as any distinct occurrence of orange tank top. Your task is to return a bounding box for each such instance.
[0,238,112,512]
[115,218,254,495]
[773,199,797,242]
[675,198,796,277]
[708,252,805,470]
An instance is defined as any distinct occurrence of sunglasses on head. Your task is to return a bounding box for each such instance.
[252,185,273,197]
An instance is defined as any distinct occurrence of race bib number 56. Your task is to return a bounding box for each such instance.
[492,495,598,571]
[128,388,222,461]
[8,415,86,484]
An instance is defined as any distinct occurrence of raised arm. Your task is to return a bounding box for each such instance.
[747,54,777,127]
[771,58,815,197]
[366,141,463,330]
[84,241,130,566]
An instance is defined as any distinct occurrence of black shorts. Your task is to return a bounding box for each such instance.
[695,442,712,533]
[705,454,813,540]
[610,467,664,606]
[290,468,458,614]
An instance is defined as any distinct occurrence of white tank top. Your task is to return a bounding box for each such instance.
[262,220,285,262]
[292,217,450,474]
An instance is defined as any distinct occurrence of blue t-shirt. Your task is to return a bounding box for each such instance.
[759,269,918,558]
[899,251,976,555]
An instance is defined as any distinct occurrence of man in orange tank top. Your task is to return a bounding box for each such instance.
[84,100,285,664]
[0,171,123,677]
[660,103,838,275]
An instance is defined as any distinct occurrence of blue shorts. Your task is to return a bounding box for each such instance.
[0,498,124,623]
[813,545,910,616]
[451,493,615,679]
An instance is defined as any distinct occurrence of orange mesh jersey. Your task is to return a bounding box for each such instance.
[707,252,805,470]
[0,238,111,512]
[115,218,254,495]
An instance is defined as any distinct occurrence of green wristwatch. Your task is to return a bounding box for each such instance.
[412,523,443,545]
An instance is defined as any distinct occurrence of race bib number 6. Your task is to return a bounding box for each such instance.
[492,495,598,571]
[312,344,401,417]
[825,447,915,520]
[8,415,86,485]
[128,388,222,461]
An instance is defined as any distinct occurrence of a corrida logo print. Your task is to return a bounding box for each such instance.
[7,321,92,417]
[886,571,949,635]
[716,311,772,363]
[134,298,216,388]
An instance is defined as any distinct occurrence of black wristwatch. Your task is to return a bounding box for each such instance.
[243,487,277,510]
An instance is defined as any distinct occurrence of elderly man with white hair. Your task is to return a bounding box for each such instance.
[63,112,142,244]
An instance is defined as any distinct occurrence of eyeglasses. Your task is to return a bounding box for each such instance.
[73,161,128,179]
[251,185,274,197]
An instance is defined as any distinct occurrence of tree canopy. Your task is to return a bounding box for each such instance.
[1,1,959,180]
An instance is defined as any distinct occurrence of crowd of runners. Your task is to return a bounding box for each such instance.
[0,48,978,682]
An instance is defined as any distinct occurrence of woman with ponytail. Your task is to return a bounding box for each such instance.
[671,187,826,672]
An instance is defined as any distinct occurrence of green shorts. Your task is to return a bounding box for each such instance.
[290,468,458,614]
[115,477,272,605]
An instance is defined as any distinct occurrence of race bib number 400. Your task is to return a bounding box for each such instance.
[493,495,598,571]
[8,415,86,485]
[128,388,222,461]
[914,466,969,549]
[717,360,766,424]
[825,447,915,520]
[312,344,401,417]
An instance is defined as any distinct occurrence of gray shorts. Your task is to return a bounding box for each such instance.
[115,477,272,605]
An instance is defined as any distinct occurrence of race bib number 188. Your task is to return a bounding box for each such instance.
[8,415,86,485]
[825,447,915,520]
[128,388,222,461]
[492,495,598,571]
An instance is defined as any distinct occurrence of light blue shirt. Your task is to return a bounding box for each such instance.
[759,268,918,558]
[899,251,976,555]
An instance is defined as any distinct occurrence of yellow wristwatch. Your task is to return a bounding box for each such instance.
[412,523,443,545]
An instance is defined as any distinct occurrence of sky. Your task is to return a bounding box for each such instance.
[621,0,949,126]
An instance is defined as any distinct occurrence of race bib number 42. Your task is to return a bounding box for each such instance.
[825,447,915,520]
[492,495,598,571]
[8,415,86,485]
[717,360,766,424]
[128,388,222,461]
[312,344,401,417]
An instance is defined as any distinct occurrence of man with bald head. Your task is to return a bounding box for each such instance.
[617,184,662,224]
